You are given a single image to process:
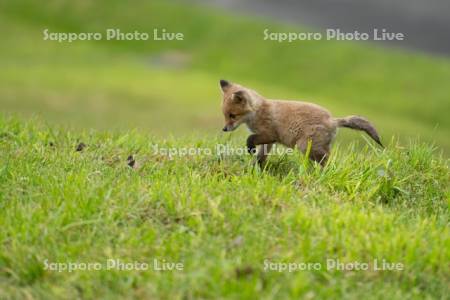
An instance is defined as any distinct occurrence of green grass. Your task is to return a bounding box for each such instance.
[0,0,449,153]
[0,116,449,299]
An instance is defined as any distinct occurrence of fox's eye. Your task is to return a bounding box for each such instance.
[229,113,236,119]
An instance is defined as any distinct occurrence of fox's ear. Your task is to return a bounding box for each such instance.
[231,90,247,103]
[219,79,231,93]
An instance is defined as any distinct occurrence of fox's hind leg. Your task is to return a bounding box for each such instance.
[296,138,330,167]
[311,147,329,167]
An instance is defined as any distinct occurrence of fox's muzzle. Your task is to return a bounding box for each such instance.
[222,123,236,132]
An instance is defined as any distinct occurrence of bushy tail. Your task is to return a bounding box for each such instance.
[335,116,383,147]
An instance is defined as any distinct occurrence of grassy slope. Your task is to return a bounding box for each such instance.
[0,117,448,299]
[0,0,449,153]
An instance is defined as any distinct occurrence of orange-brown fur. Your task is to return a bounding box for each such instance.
[220,80,383,166]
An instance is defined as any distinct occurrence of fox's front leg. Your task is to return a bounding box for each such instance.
[246,134,274,155]
[257,143,274,166]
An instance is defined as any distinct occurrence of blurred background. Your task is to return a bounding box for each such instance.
[198,0,450,55]
[1,0,449,153]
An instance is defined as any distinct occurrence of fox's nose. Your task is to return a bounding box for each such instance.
[222,126,228,132]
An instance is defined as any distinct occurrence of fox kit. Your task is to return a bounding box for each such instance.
[220,80,382,166]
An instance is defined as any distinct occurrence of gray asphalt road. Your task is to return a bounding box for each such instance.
[193,0,450,56]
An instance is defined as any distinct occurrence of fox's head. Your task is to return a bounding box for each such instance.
[219,79,259,132]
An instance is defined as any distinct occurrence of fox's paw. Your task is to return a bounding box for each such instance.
[246,135,257,155]
[256,158,267,169]
[247,145,257,155]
